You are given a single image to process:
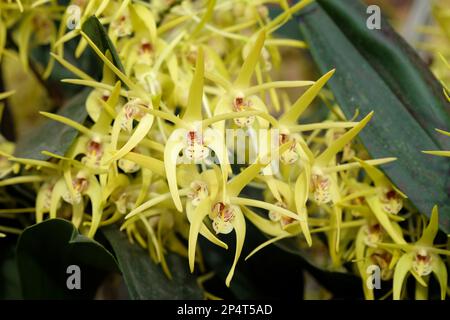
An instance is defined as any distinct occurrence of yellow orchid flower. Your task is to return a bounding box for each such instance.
[356,158,408,245]
[293,112,375,260]
[379,206,450,300]
[210,30,313,133]
[354,220,399,300]
[144,47,277,213]
[184,141,299,286]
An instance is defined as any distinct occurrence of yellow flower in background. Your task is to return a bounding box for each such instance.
[422,54,449,158]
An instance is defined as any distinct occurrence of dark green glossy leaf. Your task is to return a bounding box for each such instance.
[102,225,203,300]
[297,2,450,232]
[82,16,125,73]
[14,88,90,161]
[317,0,450,149]
[17,219,119,299]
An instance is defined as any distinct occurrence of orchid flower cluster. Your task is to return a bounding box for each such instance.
[0,0,448,300]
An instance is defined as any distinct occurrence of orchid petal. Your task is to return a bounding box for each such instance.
[186,201,227,251]
[188,198,212,272]
[135,169,153,207]
[244,80,314,97]
[366,195,407,245]
[436,128,450,137]
[393,252,414,300]
[267,0,314,33]
[126,192,175,219]
[50,53,95,82]
[102,173,129,201]
[241,206,287,237]
[418,205,439,246]
[130,4,157,42]
[81,31,144,95]
[333,205,342,253]
[36,185,50,223]
[49,179,66,219]
[164,131,186,212]
[109,113,154,162]
[122,152,165,177]
[191,0,216,38]
[279,70,335,127]
[71,201,84,229]
[415,278,429,300]
[316,112,373,166]
[354,157,391,188]
[86,176,103,238]
[422,151,450,157]
[201,110,267,128]
[431,255,448,300]
[245,234,290,261]
[227,142,292,197]
[40,111,93,137]
[231,197,300,222]
[294,169,312,246]
[183,48,204,122]
[204,128,229,190]
[234,30,265,89]
[140,216,162,262]
[0,175,45,187]
[225,207,246,287]
[355,226,374,300]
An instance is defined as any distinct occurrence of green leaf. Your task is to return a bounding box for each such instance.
[14,88,90,161]
[102,225,203,300]
[16,219,119,299]
[82,16,125,73]
[317,0,450,149]
[297,2,450,232]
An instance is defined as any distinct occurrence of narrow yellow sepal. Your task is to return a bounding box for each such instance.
[225,207,246,287]
[316,112,373,166]
[234,30,266,89]
[183,48,204,123]
[279,69,335,127]
[188,198,212,272]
